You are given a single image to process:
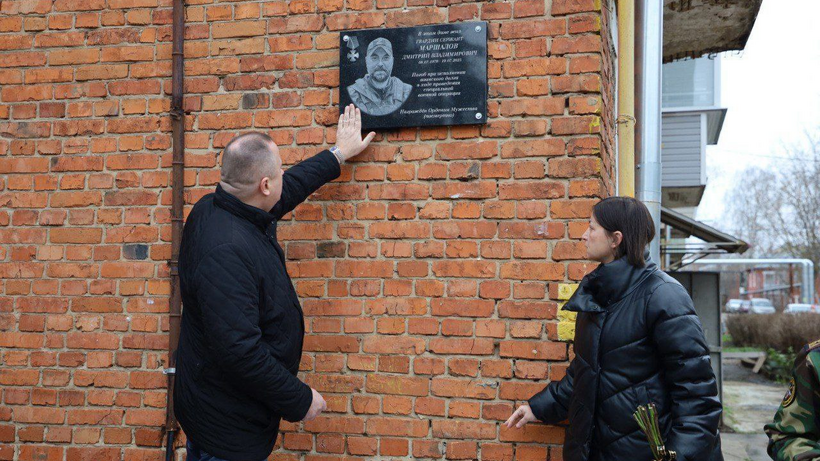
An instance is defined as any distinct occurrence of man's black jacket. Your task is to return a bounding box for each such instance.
[529,254,723,461]
[174,150,340,461]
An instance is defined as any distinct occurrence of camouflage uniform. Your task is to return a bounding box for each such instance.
[765,339,820,461]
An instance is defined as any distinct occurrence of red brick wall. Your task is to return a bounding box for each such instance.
[0,0,616,459]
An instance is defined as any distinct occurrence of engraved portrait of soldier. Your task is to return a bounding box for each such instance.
[346,37,413,116]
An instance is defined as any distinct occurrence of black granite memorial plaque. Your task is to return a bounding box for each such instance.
[339,21,488,130]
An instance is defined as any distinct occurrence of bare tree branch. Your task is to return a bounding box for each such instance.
[723,129,820,285]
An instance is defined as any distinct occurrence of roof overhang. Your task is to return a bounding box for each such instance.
[703,108,727,145]
[662,108,727,144]
[663,0,764,63]
[661,206,749,254]
[662,186,706,209]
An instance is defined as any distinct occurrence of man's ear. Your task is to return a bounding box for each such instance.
[259,176,271,197]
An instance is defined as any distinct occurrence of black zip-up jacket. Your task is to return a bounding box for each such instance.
[174,150,341,461]
[529,253,723,461]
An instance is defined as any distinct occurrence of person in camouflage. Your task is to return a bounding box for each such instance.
[765,338,820,461]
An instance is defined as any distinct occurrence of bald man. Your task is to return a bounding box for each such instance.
[174,105,376,461]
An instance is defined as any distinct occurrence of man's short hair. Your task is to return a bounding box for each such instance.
[220,132,279,192]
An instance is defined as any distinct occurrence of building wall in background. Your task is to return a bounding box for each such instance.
[0,0,616,459]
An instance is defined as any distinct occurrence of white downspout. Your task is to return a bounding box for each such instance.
[635,0,663,263]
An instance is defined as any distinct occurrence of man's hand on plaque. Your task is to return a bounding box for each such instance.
[335,103,376,161]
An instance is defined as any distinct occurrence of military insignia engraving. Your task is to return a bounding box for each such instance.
[343,35,360,62]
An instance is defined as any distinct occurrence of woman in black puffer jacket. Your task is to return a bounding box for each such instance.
[505,197,723,461]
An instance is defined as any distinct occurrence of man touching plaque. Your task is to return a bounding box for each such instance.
[174,105,376,461]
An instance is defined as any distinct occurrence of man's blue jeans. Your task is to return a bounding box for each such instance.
[186,441,266,461]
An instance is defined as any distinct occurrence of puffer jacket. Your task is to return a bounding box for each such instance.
[174,150,341,461]
[529,253,723,461]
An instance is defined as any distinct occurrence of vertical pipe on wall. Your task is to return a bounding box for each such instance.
[617,0,636,198]
[166,0,185,457]
[635,0,662,263]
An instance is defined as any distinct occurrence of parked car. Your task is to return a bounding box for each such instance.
[784,303,820,314]
[725,299,744,313]
[749,298,776,314]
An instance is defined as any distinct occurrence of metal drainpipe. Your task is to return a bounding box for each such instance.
[616,0,636,198]
[635,0,662,263]
[165,0,185,457]
[690,259,816,305]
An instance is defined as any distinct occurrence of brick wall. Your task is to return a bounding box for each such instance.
[0,0,616,459]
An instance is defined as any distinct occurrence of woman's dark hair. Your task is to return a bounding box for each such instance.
[592,197,655,267]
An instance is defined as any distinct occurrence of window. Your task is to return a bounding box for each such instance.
[662,56,717,108]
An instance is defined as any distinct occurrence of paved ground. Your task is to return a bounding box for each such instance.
[723,433,772,461]
[721,358,787,461]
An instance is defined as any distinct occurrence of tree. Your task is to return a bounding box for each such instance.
[724,167,779,258]
[724,130,820,297]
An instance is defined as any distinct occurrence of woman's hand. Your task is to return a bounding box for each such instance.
[504,404,538,429]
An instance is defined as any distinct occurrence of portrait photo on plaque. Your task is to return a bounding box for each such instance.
[339,22,488,130]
